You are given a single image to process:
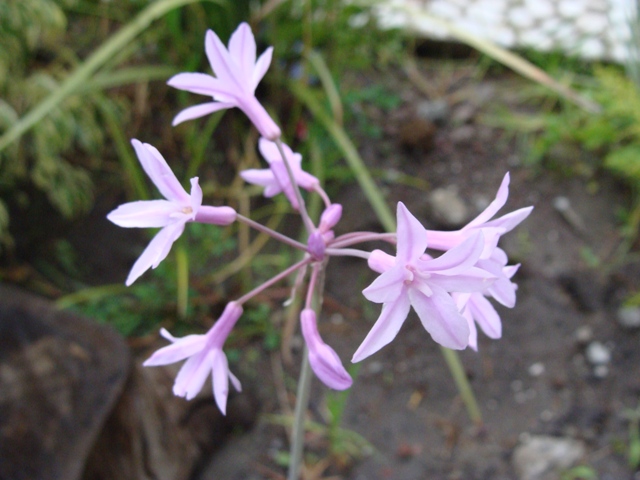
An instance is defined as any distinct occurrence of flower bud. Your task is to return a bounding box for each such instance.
[300,309,352,390]
[319,204,342,233]
[307,231,326,261]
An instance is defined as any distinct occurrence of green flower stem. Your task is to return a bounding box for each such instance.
[292,79,483,425]
[287,346,312,480]
[440,346,482,426]
[0,0,223,154]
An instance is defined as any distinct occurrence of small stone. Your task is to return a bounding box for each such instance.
[617,306,640,329]
[528,362,545,377]
[575,326,593,344]
[450,125,476,144]
[416,99,450,125]
[367,361,383,375]
[593,364,609,378]
[428,186,468,228]
[398,117,436,151]
[585,341,611,365]
[512,435,586,480]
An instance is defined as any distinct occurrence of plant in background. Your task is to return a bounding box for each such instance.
[105,22,532,478]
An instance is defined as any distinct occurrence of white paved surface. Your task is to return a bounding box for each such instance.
[372,0,637,62]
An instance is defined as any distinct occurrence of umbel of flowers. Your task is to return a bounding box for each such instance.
[107,23,533,415]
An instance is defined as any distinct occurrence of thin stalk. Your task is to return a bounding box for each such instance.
[235,258,311,305]
[274,138,315,233]
[287,346,312,480]
[176,242,189,319]
[440,346,482,425]
[236,213,308,252]
[0,0,224,154]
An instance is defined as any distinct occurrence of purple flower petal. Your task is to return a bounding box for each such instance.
[228,22,256,89]
[143,333,207,366]
[468,294,502,339]
[167,72,236,100]
[409,286,470,350]
[422,231,484,274]
[352,295,411,363]
[125,221,185,286]
[396,202,428,264]
[466,172,510,228]
[205,28,242,90]
[484,206,534,233]
[252,47,273,92]
[107,200,178,228]
[362,265,406,303]
[172,101,235,126]
[132,140,190,203]
[173,350,213,400]
[212,350,231,414]
[428,267,495,293]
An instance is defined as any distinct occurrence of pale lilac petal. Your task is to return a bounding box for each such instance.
[301,309,352,390]
[160,327,179,342]
[428,267,495,293]
[409,286,470,350]
[503,263,520,279]
[367,249,396,274]
[352,295,411,363]
[252,47,273,92]
[189,178,202,219]
[258,137,283,163]
[422,231,484,274]
[295,169,320,191]
[228,22,256,88]
[172,102,235,126]
[466,172,510,228]
[240,168,281,196]
[125,221,185,286]
[229,370,242,392]
[362,266,406,303]
[107,200,178,228]
[205,29,241,89]
[143,334,207,366]
[484,206,534,233]
[464,308,478,351]
[237,95,281,140]
[132,140,190,203]
[468,294,502,339]
[167,72,236,100]
[487,276,517,307]
[212,350,231,414]
[173,350,212,400]
[396,202,428,264]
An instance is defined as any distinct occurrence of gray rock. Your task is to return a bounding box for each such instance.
[617,305,640,329]
[0,284,130,480]
[585,341,611,365]
[512,435,586,480]
[428,186,469,228]
[416,99,450,125]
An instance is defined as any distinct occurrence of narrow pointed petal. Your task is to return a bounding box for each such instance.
[167,72,236,99]
[362,265,406,303]
[252,47,273,92]
[467,172,510,228]
[205,29,241,89]
[484,206,534,233]
[428,267,495,293]
[465,308,479,351]
[487,276,517,307]
[396,202,428,263]
[125,222,185,286]
[503,263,520,279]
[107,200,178,228]
[132,140,189,203]
[189,178,203,219]
[270,161,298,209]
[172,102,234,126]
[352,295,411,363]
[423,231,484,274]
[228,22,256,87]
[143,334,207,366]
[172,351,212,400]
[212,350,231,414]
[409,286,470,350]
[229,370,242,392]
[468,294,502,339]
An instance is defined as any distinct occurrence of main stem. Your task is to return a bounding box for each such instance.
[440,346,482,425]
[287,347,312,480]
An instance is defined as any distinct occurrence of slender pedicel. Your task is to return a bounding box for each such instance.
[234,257,312,305]
[236,214,308,251]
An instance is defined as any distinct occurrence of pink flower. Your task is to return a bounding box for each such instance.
[168,23,281,140]
[143,302,243,414]
[352,202,495,363]
[107,139,236,286]
[300,309,352,390]
[240,138,319,210]
[425,173,533,258]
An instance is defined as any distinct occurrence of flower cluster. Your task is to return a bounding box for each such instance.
[107,23,532,414]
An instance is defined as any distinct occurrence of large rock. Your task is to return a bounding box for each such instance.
[0,284,130,480]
